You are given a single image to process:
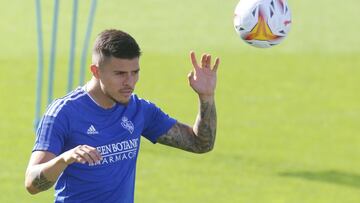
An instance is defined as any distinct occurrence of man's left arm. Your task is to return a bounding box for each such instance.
[157,51,219,153]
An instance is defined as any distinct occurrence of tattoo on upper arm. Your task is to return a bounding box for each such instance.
[31,168,54,191]
[158,100,216,153]
[157,122,198,152]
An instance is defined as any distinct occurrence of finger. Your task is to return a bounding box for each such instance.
[188,71,195,82]
[205,54,211,69]
[73,146,87,163]
[190,51,199,69]
[83,145,102,161]
[77,148,96,164]
[73,154,86,164]
[75,146,97,164]
[187,71,193,78]
[201,53,207,68]
[80,146,102,164]
[212,57,220,72]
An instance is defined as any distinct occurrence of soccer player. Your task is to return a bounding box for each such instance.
[25,29,220,202]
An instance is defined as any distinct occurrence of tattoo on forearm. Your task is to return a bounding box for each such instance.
[31,168,54,191]
[158,100,217,153]
[193,100,217,152]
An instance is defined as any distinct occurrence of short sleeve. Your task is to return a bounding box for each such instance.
[33,109,69,155]
[141,100,176,143]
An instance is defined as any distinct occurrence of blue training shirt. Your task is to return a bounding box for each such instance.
[33,87,177,203]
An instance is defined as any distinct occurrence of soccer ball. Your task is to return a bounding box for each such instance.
[233,0,292,48]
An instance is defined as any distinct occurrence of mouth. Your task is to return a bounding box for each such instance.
[119,89,133,97]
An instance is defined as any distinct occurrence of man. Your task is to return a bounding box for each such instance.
[25,29,220,202]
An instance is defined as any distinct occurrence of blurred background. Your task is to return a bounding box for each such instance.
[0,0,359,202]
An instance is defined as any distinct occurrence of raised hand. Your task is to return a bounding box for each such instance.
[188,51,220,100]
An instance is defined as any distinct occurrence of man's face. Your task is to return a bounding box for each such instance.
[96,57,140,104]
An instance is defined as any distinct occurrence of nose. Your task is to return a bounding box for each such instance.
[123,73,137,87]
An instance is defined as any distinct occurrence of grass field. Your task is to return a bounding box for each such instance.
[1,0,360,202]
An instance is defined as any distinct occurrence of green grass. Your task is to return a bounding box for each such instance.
[1,0,360,202]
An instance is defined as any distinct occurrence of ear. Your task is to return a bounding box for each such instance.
[90,64,100,79]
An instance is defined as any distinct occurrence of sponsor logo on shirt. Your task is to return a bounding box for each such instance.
[89,138,139,166]
[87,125,99,135]
[121,116,134,134]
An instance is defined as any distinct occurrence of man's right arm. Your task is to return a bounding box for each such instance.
[25,151,65,194]
[25,145,102,194]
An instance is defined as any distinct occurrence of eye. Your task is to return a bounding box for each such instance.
[114,71,126,75]
[131,70,140,76]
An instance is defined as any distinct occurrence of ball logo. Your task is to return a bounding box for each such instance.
[244,10,282,41]
[121,116,134,134]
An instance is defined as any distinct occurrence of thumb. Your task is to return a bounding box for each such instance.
[188,71,196,84]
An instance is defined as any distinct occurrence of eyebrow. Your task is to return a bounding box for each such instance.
[113,69,140,73]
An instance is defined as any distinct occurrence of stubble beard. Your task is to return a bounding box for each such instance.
[107,92,130,105]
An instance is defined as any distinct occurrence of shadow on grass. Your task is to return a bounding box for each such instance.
[279,170,360,189]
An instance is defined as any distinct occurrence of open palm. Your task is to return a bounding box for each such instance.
[188,51,220,98]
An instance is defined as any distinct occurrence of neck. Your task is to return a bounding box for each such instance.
[86,77,116,109]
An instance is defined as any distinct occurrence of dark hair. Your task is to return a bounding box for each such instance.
[92,29,141,65]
